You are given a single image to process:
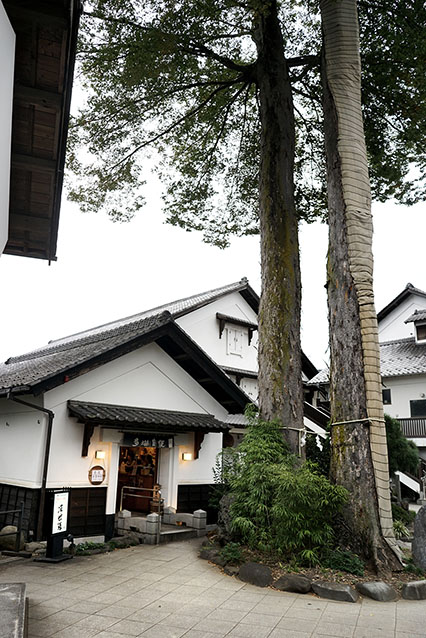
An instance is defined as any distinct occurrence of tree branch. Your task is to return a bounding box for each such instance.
[287,55,320,68]
[194,83,249,190]
[108,83,236,173]
[182,41,255,77]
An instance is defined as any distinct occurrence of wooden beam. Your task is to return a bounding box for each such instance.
[3,2,68,25]
[11,153,57,172]
[14,85,62,109]
[194,432,205,460]
[9,212,52,234]
[82,423,95,457]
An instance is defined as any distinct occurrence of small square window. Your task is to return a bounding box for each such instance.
[382,388,391,405]
[416,324,426,341]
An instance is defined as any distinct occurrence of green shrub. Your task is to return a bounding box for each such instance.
[392,503,416,525]
[229,406,348,560]
[385,414,419,476]
[403,558,425,577]
[75,541,107,555]
[219,542,243,564]
[393,519,410,540]
[322,549,365,576]
[210,445,241,509]
[305,429,330,477]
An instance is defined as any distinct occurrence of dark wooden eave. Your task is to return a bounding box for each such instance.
[3,0,81,261]
[216,312,258,345]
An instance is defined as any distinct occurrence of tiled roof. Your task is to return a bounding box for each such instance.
[0,278,257,394]
[68,400,230,432]
[380,338,426,376]
[378,283,426,323]
[0,313,171,392]
[221,366,258,379]
[405,309,426,324]
[10,279,255,360]
[308,337,426,385]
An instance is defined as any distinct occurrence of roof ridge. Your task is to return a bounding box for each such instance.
[4,278,252,364]
[48,278,248,345]
[379,336,415,346]
[6,311,172,365]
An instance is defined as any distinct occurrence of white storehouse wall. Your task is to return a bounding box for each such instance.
[382,374,426,420]
[0,342,231,518]
[177,291,258,372]
[0,396,44,488]
[378,294,426,342]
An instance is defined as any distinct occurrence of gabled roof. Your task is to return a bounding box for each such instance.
[308,336,426,385]
[68,400,230,433]
[377,283,426,323]
[31,277,258,353]
[3,0,81,261]
[0,311,250,413]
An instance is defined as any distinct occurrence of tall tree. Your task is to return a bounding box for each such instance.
[69,0,326,452]
[321,0,401,572]
[70,0,424,569]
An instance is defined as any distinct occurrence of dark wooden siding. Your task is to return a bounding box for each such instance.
[0,483,40,538]
[177,484,217,524]
[68,488,107,537]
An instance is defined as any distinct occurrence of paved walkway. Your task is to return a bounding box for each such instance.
[0,539,425,638]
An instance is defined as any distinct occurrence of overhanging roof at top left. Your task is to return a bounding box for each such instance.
[2,0,81,261]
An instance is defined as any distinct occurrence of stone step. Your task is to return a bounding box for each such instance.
[159,528,198,543]
[0,583,27,638]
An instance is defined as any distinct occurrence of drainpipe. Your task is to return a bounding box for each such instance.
[7,393,54,541]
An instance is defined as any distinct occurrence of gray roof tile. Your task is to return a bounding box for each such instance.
[0,313,171,392]
[0,279,256,394]
[68,400,230,432]
[405,309,426,324]
[308,337,426,385]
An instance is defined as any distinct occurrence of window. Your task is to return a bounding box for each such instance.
[382,388,392,405]
[410,399,426,418]
[226,327,243,356]
[416,324,426,341]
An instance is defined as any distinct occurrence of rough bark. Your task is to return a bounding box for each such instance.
[320,0,401,573]
[254,0,303,454]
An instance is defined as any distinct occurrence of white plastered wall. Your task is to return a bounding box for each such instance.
[378,294,426,342]
[381,374,426,420]
[42,342,228,514]
[0,396,44,488]
[177,291,258,372]
[382,374,426,461]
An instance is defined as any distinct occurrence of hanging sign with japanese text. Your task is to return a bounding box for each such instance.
[88,465,106,485]
[122,434,174,449]
[52,491,69,535]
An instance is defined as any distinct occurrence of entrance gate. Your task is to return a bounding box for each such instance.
[117,446,157,513]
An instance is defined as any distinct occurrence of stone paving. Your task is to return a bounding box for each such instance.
[0,538,426,637]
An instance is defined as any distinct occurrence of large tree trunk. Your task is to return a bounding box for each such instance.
[253,0,303,454]
[320,0,401,573]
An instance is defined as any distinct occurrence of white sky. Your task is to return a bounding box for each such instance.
[0,177,424,371]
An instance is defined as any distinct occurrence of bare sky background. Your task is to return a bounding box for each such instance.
[0,175,424,371]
